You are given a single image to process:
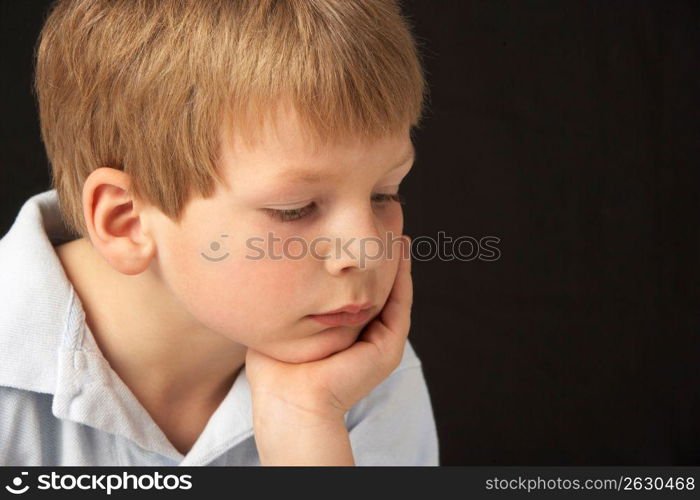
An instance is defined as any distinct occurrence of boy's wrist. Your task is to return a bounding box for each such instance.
[251,390,347,427]
[253,416,354,466]
[252,396,353,466]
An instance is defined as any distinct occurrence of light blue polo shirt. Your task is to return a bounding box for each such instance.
[0,189,440,466]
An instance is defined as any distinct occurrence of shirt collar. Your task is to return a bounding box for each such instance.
[0,190,254,464]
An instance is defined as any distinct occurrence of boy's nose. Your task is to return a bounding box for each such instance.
[319,209,394,275]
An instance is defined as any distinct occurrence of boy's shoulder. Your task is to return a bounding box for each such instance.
[0,189,75,394]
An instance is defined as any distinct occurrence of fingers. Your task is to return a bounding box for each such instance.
[359,234,413,361]
[379,234,413,337]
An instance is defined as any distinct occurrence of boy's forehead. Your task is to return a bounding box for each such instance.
[220,107,414,184]
[215,133,413,203]
[224,135,414,188]
[272,144,415,183]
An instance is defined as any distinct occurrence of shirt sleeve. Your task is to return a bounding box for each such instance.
[345,340,440,466]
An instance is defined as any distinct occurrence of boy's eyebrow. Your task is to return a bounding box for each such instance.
[277,145,416,184]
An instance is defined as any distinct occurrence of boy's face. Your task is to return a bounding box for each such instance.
[145,107,414,363]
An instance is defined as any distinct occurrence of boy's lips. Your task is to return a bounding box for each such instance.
[308,304,374,327]
[308,309,373,327]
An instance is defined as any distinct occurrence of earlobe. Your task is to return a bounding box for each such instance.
[82,167,156,275]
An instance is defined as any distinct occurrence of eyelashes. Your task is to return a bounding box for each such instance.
[265,192,406,223]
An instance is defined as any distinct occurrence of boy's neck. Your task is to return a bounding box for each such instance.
[55,237,247,454]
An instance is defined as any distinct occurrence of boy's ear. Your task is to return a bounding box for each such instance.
[82,167,156,275]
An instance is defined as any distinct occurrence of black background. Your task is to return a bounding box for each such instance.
[1,0,698,465]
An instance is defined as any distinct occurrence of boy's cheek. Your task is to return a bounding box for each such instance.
[177,265,304,336]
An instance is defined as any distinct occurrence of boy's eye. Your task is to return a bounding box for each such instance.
[264,192,406,223]
[264,202,317,223]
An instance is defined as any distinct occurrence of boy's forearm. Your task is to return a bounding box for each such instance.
[252,405,355,466]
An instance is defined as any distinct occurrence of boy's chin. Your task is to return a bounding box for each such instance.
[261,326,362,364]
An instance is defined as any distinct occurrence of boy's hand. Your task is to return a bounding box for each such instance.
[246,234,412,435]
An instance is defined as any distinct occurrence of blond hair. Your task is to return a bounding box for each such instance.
[34,0,428,238]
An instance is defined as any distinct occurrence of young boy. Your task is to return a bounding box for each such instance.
[0,0,438,466]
